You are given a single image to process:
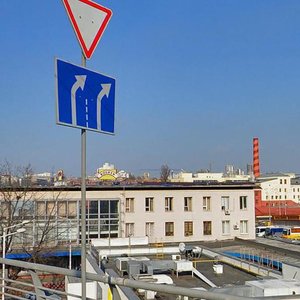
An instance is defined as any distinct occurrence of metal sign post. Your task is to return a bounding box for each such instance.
[60,2,114,299]
[81,54,87,300]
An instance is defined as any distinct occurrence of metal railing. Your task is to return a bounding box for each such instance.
[1,257,300,300]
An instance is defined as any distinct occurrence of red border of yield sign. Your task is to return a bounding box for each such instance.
[62,0,112,59]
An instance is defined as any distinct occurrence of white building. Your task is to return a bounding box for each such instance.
[1,183,257,246]
[170,171,252,183]
[259,173,300,203]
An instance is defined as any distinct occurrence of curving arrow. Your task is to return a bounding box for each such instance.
[71,75,87,125]
[97,83,111,130]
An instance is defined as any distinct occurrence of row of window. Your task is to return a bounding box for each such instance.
[279,179,288,184]
[266,194,300,200]
[125,196,248,213]
[125,220,249,237]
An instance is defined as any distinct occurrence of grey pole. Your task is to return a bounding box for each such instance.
[2,228,6,300]
[81,53,87,300]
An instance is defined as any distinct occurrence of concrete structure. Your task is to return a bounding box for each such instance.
[0,183,257,248]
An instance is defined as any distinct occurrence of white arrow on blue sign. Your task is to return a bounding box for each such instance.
[55,58,115,134]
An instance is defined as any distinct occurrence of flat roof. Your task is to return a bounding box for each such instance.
[0,182,259,192]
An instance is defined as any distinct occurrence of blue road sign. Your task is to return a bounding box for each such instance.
[55,58,115,134]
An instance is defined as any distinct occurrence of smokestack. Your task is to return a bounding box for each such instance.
[253,137,260,178]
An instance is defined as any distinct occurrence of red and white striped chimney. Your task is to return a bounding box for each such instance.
[253,137,260,178]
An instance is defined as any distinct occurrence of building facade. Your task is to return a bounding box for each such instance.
[255,173,300,224]
[259,173,300,203]
[0,183,257,249]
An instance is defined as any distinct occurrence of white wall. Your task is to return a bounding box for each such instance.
[20,185,256,245]
[117,188,255,242]
[260,174,300,203]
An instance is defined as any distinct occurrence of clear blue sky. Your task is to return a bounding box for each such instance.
[1,0,300,177]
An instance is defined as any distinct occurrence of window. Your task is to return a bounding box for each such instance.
[221,196,229,210]
[203,221,212,235]
[36,201,46,218]
[240,220,248,234]
[89,200,98,218]
[68,201,77,217]
[222,220,230,235]
[165,222,174,236]
[125,223,134,237]
[125,198,134,213]
[203,197,211,211]
[58,202,67,217]
[46,201,56,218]
[184,221,193,236]
[184,197,192,211]
[145,222,154,237]
[165,197,173,212]
[239,196,247,210]
[79,199,119,239]
[145,197,154,212]
[280,179,283,184]
[284,179,287,184]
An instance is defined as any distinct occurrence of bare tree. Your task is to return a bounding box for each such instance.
[0,161,35,253]
[0,162,73,264]
[24,190,72,264]
[160,164,171,182]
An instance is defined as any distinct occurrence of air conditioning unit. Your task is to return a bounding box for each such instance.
[172,255,181,261]
[225,210,230,215]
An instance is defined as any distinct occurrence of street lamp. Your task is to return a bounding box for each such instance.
[2,223,28,300]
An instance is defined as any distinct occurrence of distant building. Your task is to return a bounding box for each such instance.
[255,173,300,224]
[95,163,129,181]
[31,172,53,186]
[54,169,66,187]
[170,167,252,183]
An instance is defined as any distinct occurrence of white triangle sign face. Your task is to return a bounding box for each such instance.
[62,0,112,59]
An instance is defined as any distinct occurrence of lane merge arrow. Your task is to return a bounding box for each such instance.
[71,75,87,125]
[97,83,111,130]
[56,58,116,134]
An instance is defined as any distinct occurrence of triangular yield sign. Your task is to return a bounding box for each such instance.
[62,0,112,59]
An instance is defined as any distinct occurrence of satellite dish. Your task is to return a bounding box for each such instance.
[179,242,186,253]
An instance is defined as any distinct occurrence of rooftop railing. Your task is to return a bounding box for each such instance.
[0,257,299,300]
